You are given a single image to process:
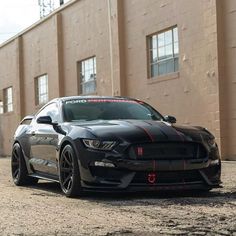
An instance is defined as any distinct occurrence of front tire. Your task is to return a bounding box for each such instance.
[11,143,38,186]
[59,145,83,197]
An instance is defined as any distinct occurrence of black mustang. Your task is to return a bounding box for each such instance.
[11,96,221,197]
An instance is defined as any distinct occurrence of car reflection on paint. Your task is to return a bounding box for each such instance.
[11,96,221,197]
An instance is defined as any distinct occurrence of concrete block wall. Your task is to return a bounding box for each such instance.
[0,0,235,159]
[217,0,236,160]
[122,0,221,145]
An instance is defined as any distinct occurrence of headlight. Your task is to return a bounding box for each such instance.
[207,138,216,147]
[82,139,116,150]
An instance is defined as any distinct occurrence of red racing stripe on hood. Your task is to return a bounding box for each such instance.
[135,125,155,142]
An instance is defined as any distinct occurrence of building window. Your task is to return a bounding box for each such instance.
[0,101,3,114]
[35,74,48,105]
[3,87,13,112]
[79,57,96,94]
[148,26,179,78]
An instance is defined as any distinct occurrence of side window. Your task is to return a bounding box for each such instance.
[35,74,49,105]
[78,57,97,95]
[0,100,3,114]
[147,26,179,78]
[36,103,59,123]
[3,87,13,112]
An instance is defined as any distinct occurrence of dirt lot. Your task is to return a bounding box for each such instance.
[0,157,235,236]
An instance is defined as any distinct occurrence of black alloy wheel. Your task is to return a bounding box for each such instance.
[59,144,82,197]
[11,143,38,186]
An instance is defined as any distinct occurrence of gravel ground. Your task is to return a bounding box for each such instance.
[0,157,235,236]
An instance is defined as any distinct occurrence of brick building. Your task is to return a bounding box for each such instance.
[0,0,235,160]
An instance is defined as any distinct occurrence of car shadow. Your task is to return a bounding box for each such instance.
[24,180,236,207]
[84,189,236,203]
[26,181,63,197]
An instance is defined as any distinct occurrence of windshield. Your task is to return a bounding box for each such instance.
[62,99,163,122]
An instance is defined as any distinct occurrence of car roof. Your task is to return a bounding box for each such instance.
[51,96,140,103]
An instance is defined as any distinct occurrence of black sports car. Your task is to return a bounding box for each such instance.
[11,96,221,197]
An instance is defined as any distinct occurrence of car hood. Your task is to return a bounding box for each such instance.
[71,120,211,143]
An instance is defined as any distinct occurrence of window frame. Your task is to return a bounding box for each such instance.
[0,100,4,114]
[35,74,49,106]
[147,26,179,79]
[78,56,97,95]
[3,87,13,113]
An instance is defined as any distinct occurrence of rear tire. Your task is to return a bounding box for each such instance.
[11,143,38,186]
[59,144,83,197]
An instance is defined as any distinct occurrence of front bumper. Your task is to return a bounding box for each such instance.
[73,139,221,192]
[79,157,221,191]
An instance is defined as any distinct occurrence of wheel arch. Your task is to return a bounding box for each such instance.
[59,140,72,158]
[59,138,80,165]
[11,140,32,177]
[12,140,27,163]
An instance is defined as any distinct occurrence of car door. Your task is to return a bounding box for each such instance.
[29,102,60,176]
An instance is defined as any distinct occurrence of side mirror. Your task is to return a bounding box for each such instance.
[37,116,53,125]
[164,115,177,124]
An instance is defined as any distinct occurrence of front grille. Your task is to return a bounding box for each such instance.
[131,170,203,185]
[129,142,207,160]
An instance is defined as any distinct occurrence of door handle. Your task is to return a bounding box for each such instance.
[30,131,36,136]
